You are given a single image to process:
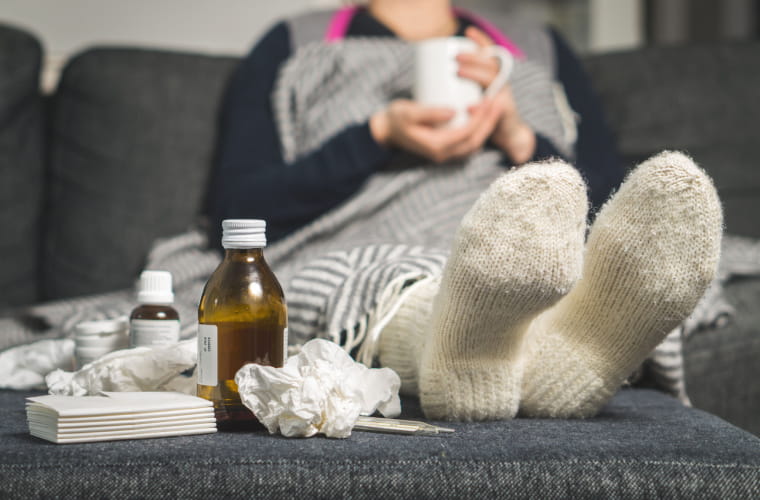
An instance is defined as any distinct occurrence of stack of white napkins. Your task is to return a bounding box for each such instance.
[27,391,216,444]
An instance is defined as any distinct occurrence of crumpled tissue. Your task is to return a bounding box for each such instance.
[46,339,197,396]
[235,338,401,438]
[0,339,75,390]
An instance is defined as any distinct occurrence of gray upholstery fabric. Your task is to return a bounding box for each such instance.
[0,24,44,309]
[685,277,760,437]
[584,42,760,238]
[42,49,237,300]
[1,388,759,499]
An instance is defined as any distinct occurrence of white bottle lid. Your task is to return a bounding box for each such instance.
[137,270,174,304]
[222,219,267,249]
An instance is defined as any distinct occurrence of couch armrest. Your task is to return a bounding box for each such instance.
[0,24,45,308]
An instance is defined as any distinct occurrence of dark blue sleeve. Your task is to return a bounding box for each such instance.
[531,134,565,162]
[208,22,392,245]
[549,28,625,211]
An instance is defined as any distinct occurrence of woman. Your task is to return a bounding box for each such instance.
[209,0,624,243]
[208,0,722,421]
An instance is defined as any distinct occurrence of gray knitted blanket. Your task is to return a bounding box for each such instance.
[1,39,755,403]
[255,38,576,351]
[3,229,757,400]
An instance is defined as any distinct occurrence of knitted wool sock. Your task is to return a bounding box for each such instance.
[417,161,589,421]
[520,151,723,418]
[377,276,440,396]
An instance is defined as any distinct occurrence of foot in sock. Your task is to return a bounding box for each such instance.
[377,275,440,397]
[411,160,589,420]
[519,151,723,418]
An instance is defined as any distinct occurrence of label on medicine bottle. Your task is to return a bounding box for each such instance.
[280,326,288,364]
[197,324,218,386]
[130,319,180,348]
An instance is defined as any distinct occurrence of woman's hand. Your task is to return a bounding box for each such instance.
[370,97,505,164]
[457,26,536,164]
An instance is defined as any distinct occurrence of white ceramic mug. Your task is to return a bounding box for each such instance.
[413,37,514,128]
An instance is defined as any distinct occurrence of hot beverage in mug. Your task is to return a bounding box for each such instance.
[414,36,514,128]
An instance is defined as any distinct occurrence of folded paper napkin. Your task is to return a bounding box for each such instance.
[27,391,216,444]
[235,339,401,438]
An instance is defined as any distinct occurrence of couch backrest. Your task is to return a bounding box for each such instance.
[584,41,760,238]
[42,48,237,300]
[4,29,759,305]
[0,24,44,310]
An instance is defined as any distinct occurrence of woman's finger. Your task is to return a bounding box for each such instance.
[457,51,499,68]
[410,105,483,160]
[404,102,456,126]
[457,52,500,87]
[458,63,499,88]
[465,26,494,48]
[402,98,503,162]
[442,102,495,156]
[450,98,504,157]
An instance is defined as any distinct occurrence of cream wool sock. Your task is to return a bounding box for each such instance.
[417,161,589,421]
[377,276,440,396]
[519,151,723,418]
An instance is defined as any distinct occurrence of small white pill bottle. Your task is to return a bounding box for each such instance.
[129,270,180,348]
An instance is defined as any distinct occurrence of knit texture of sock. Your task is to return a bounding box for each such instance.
[418,161,588,421]
[520,151,723,418]
[377,276,440,396]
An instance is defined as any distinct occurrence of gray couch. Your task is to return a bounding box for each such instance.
[1,22,759,498]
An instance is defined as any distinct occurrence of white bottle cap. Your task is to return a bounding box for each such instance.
[137,270,174,304]
[222,219,267,249]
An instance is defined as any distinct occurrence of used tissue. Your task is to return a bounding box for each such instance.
[45,339,197,396]
[0,339,75,390]
[235,338,401,438]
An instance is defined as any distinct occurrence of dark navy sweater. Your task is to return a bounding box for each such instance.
[208,10,624,245]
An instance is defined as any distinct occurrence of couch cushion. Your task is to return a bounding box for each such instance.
[584,42,760,238]
[43,48,237,300]
[0,24,44,309]
[685,277,760,437]
[1,388,758,498]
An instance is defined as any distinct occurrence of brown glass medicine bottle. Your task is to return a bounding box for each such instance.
[129,270,180,348]
[197,219,287,428]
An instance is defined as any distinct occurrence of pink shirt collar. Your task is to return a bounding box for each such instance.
[324,6,524,59]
